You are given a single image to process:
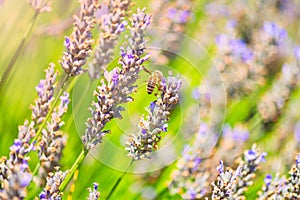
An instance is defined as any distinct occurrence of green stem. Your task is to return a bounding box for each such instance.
[106,159,134,200]
[32,162,40,176]
[64,79,92,132]
[154,188,168,200]
[32,75,69,143]
[0,11,39,90]
[59,148,89,192]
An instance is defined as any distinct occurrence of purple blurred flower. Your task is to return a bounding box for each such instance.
[293,46,300,62]
[223,124,249,142]
[198,123,208,136]
[226,20,236,30]
[188,189,196,199]
[229,39,253,62]
[179,10,190,23]
[294,121,300,142]
[168,8,177,19]
[215,34,229,48]
[263,22,287,43]
[192,87,201,99]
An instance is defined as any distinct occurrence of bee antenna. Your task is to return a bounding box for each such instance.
[142,66,151,75]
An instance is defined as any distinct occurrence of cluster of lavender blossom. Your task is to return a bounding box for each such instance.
[1,0,183,198]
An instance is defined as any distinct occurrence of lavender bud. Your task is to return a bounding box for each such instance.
[264,174,272,187]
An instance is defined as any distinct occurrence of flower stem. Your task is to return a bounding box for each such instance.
[64,79,92,132]
[0,11,39,91]
[59,148,89,192]
[106,159,134,200]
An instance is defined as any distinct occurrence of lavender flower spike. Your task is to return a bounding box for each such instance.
[60,0,100,76]
[283,153,300,199]
[89,0,131,79]
[211,161,241,199]
[257,174,287,199]
[169,146,209,199]
[37,92,69,185]
[231,144,267,198]
[28,0,52,13]
[30,63,57,125]
[82,8,152,150]
[126,72,182,160]
[39,167,68,200]
[0,121,35,199]
[87,182,100,200]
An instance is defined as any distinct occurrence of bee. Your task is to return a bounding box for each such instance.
[147,70,164,94]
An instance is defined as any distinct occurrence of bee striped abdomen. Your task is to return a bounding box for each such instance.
[147,78,155,94]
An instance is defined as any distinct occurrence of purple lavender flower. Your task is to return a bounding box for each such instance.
[167,8,177,19]
[0,153,33,199]
[168,137,210,200]
[211,162,240,199]
[60,0,100,76]
[191,87,202,99]
[294,121,300,142]
[89,0,131,79]
[229,39,253,62]
[231,144,267,198]
[215,34,229,49]
[31,63,57,125]
[179,10,190,23]
[263,22,287,44]
[282,153,300,199]
[294,46,300,62]
[87,182,100,200]
[126,72,182,160]
[39,167,67,200]
[223,124,249,142]
[36,92,69,185]
[82,8,152,150]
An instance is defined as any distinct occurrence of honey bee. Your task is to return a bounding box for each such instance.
[147,70,164,94]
